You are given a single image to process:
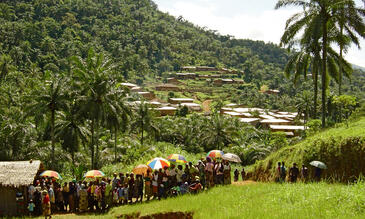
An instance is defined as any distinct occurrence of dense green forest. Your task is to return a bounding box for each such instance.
[0,0,364,173]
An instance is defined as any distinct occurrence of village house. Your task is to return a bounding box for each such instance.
[269,125,306,137]
[181,66,196,72]
[0,160,44,216]
[155,84,180,92]
[166,78,181,84]
[263,89,280,95]
[168,98,194,104]
[156,106,177,116]
[130,86,143,92]
[180,102,202,112]
[213,78,244,86]
[120,82,138,89]
[196,66,219,71]
[175,73,197,79]
[137,92,155,100]
[198,74,220,79]
[260,118,292,128]
[239,118,261,126]
[220,107,234,114]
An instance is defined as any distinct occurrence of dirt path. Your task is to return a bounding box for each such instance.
[232,180,257,186]
[202,100,212,112]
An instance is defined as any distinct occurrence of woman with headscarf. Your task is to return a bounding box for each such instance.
[42,190,51,219]
[78,184,88,212]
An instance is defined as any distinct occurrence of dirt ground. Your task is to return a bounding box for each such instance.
[202,100,212,113]
[232,180,257,186]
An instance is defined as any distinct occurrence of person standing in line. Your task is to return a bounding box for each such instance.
[223,160,231,185]
[280,162,286,182]
[42,190,51,219]
[314,167,322,182]
[234,169,239,182]
[152,170,159,200]
[205,157,214,188]
[276,162,281,182]
[241,168,246,181]
[144,169,153,201]
[214,160,224,185]
[289,163,299,183]
[301,165,309,182]
[176,165,184,186]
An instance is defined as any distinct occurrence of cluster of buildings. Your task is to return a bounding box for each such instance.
[121,82,202,116]
[220,104,305,137]
[166,71,244,87]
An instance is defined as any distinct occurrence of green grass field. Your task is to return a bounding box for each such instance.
[51,181,365,219]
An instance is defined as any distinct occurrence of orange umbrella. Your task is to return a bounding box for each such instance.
[133,164,152,176]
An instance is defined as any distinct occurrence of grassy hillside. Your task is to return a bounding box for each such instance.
[50,182,365,219]
[250,117,365,182]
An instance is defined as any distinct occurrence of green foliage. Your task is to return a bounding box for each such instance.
[251,117,365,182]
[306,119,322,136]
[97,182,365,219]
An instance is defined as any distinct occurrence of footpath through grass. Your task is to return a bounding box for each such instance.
[52,181,365,219]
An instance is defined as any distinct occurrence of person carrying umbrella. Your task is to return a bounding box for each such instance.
[310,161,327,182]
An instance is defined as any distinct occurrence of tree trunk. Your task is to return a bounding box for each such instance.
[141,120,144,146]
[95,121,99,169]
[313,71,318,119]
[90,119,95,169]
[321,10,328,128]
[114,126,118,163]
[51,109,55,169]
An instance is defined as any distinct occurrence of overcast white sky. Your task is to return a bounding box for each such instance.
[154,0,365,67]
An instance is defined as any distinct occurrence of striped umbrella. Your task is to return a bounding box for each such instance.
[40,170,62,180]
[147,158,170,170]
[207,150,224,159]
[84,170,105,178]
[167,154,188,164]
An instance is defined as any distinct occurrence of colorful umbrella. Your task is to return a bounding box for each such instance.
[167,154,188,164]
[133,164,152,176]
[147,158,170,170]
[40,170,62,180]
[84,170,105,178]
[207,150,224,159]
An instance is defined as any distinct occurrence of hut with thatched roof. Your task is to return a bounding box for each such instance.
[0,160,43,216]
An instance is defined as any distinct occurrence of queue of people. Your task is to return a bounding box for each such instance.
[276,162,316,183]
[27,157,246,218]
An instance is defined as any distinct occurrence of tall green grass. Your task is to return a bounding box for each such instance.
[51,182,365,219]
[251,117,365,182]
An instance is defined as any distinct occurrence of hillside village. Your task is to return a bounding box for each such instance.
[123,66,305,137]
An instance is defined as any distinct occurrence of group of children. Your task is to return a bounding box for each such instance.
[26,157,247,218]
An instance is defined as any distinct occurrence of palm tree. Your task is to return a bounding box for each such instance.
[201,114,238,151]
[131,102,158,146]
[27,74,68,168]
[332,2,365,95]
[104,86,131,163]
[284,45,320,118]
[276,0,365,127]
[56,103,89,165]
[71,48,116,169]
[0,54,14,84]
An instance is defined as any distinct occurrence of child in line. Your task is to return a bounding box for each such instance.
[28,199,35,216]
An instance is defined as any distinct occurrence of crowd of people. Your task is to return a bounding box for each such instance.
[275,162,321,183]
[26,157,246,218]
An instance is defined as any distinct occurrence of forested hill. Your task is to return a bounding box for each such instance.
[0,0,288,79]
